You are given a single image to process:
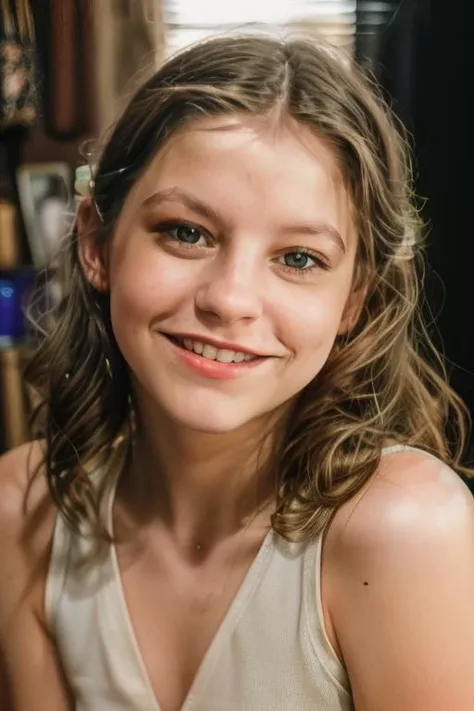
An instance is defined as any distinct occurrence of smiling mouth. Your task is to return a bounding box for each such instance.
[164,334,262,364]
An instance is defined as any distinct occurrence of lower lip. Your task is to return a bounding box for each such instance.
[163,335,269,380]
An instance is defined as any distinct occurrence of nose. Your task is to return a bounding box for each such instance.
[194,255,263,326]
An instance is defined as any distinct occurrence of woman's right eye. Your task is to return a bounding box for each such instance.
[156,221,209,248]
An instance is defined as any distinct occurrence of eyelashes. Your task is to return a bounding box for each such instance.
[277,251,328,274]
[152,219,330,274]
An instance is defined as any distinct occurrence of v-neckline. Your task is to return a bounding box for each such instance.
[107,487,274,711]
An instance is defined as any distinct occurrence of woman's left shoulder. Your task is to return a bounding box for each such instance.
[322,447,474,709]
[328,446,474,558]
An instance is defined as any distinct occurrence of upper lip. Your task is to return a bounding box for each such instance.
[163,332,270,357]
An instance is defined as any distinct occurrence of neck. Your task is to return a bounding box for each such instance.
[124,406,284,552]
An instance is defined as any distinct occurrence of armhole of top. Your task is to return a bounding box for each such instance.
[303,445,438,697]
[303,444,436,692]
[303,533,351,695]
[44,510,71,633]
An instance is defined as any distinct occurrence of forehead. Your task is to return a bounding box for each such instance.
[123,114,355,242]
[142,114,343,188]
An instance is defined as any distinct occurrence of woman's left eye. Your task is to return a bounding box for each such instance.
[278,250,326,272]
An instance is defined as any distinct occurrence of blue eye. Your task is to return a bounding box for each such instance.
[282,251,316,270]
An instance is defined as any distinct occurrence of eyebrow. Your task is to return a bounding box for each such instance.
[280,223,346,254]
[142,187,346,253]
[142,188,222,225]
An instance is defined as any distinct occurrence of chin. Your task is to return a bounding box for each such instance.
[133,371,287,438]
[167,401,260,435]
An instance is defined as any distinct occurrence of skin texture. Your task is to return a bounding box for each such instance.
[0,117,473,710]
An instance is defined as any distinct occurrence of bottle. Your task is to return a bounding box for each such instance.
[0,199,21,268]
[0,346,29,450]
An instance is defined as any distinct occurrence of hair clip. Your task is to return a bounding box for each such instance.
[75,164,95,198]
[75,164,104,222]
[75,164,128,222]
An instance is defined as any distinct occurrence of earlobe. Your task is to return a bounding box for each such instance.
[77,198,109,293]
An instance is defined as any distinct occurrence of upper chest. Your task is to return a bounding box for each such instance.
[113,526,273,711]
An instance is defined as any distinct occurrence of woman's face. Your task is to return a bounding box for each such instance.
[86,116,360,434]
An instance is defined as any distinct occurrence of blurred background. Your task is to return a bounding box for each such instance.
[0,0,473,492]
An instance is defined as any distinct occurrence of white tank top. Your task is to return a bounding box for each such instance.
[48,449,431,709]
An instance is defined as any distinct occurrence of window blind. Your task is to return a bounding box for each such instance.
[161,1,357,56]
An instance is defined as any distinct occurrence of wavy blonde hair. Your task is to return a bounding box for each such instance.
[26,35,472,541]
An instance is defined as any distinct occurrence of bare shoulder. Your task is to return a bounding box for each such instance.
[0,443,72,709]
[0,440,52,540]
[326,448,474,562]
[323,448,474,710]
[0,440,56,617]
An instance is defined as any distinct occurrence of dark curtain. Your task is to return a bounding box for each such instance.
[356,0,474,484]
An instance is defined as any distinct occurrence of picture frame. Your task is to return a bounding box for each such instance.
[16,162,73,269]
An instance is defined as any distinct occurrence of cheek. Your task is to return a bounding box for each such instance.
[108,244,191,327]
[276,294,345,397]
[277,286,349,358]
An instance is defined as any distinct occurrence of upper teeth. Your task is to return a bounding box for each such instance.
[181,338,255,363]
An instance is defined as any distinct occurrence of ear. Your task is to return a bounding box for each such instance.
[338,283,367,336]
[77,197,109,293]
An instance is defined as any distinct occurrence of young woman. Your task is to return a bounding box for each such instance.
[1,35,473,711]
